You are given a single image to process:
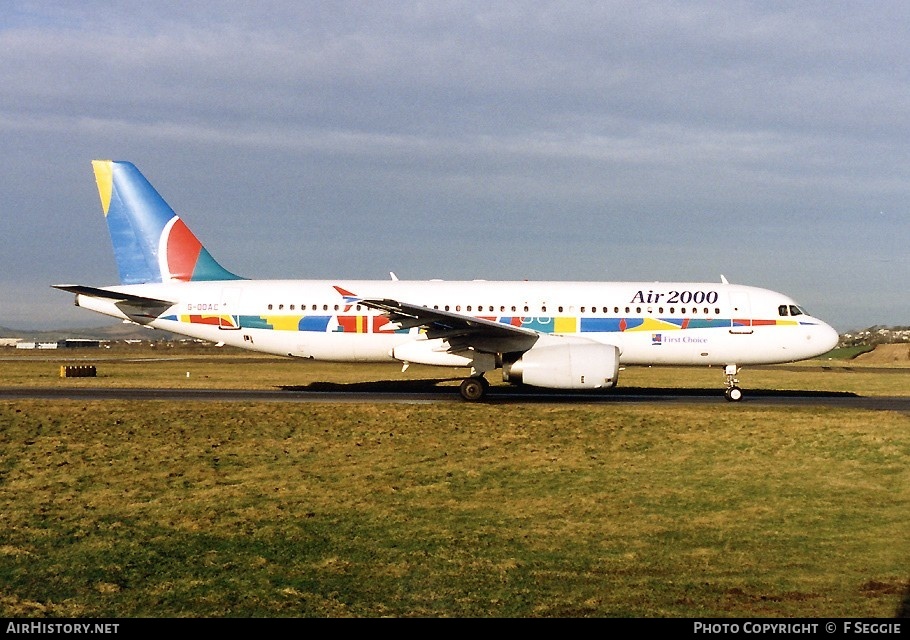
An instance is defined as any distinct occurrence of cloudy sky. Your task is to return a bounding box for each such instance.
[1,1,907,331]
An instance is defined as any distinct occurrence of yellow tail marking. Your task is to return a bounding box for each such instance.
[91,160,113,216]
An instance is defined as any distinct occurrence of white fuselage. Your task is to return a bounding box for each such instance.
[75,279,839,367]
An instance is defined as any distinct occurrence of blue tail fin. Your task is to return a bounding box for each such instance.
[92,160,242,284]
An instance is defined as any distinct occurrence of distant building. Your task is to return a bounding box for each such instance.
[61,339,103,348]
[16,341,57,350]
[13,339,105,350]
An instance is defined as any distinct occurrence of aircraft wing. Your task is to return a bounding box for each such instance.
[359,297,540,353]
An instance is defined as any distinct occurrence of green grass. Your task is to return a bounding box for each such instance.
[1,399,908,617]
[0,348,908,617]
[4,343,909,396]
[824,345,875,359]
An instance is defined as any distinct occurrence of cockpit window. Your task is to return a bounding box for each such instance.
[779,304,807,317]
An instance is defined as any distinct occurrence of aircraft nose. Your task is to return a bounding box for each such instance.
[815,322,840,354]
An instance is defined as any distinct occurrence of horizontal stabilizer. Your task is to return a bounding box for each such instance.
[53,284,176,325]
[52,285,174,308]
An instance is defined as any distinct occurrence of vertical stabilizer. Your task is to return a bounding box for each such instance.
[92,160,242,284]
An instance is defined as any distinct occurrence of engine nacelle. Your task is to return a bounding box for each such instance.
[503,342,620,390]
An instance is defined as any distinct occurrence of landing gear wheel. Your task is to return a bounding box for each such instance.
[459,376,489,402]
[723,365,743,402]
[725,386,743,402]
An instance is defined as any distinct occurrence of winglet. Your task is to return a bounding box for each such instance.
[333,285,360,305]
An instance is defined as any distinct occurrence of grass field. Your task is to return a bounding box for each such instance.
[4,342,910,397]
[0,347,908,617]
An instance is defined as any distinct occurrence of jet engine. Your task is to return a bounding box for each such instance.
[502,342,620,390]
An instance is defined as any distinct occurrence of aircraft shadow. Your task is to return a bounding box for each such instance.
[279,379,858,399]
[281,378,465,393]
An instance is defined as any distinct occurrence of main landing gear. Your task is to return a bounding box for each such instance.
[459,375,490,402]
[724,364,743,402]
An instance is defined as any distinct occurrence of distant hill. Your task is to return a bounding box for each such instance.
[853,343,910,365]
[0,323,177,342]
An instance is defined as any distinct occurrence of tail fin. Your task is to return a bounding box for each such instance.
[92,160,242,284]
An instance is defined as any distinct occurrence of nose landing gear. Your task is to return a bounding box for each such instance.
[724,364,743,402]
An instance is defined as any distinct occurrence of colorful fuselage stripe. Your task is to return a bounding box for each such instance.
[172,314,801,333]
[176,314,412,333]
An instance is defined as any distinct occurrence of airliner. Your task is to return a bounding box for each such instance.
[55,160,839,401]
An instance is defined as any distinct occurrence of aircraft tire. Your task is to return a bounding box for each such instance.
[725,386,743,402]
[459,377,488,402]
